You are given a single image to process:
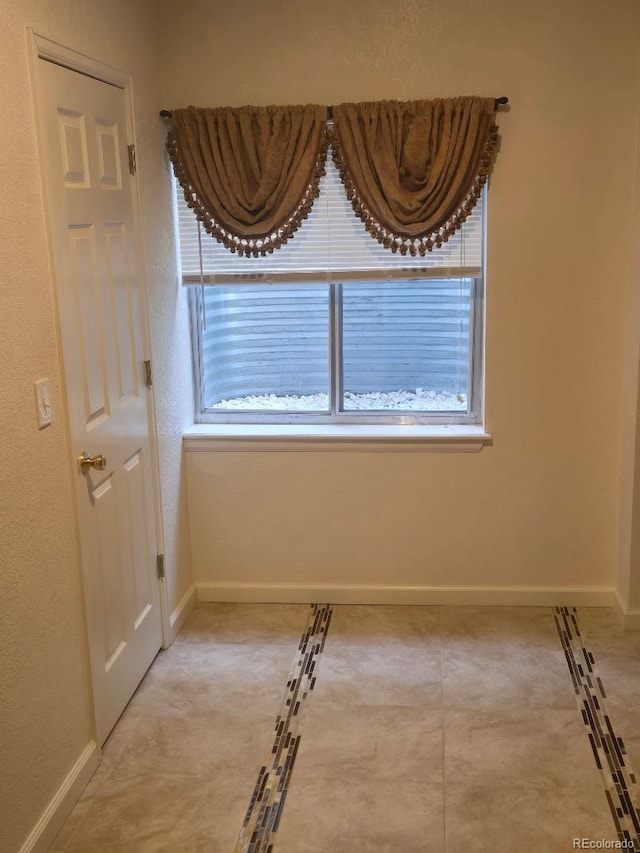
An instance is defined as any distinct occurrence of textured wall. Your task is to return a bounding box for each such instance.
[0,2,191,850]
[139,59,194,623]
[161,0,640,593]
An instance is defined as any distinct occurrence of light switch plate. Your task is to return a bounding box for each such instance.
[35,379,52,428]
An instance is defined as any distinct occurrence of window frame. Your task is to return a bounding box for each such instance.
[188,273,484,426]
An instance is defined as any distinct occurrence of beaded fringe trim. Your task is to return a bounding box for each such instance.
[328,125,499,256]
[167,129,329,258]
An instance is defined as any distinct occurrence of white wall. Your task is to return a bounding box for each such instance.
[0,2,192,850]
[159,0,640,600]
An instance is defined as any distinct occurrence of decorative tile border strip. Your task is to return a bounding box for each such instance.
[554,606,640,851]
[235,603,333,853]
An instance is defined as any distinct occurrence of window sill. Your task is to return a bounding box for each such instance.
[183,424,492,452]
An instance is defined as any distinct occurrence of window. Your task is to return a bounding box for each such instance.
[175,156,485,425]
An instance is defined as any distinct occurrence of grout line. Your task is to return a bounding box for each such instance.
[554,606,640,852]
[234,603,334,853]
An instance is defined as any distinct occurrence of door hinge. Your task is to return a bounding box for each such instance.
[127,143,137,176]
[156,554,165,580]
[143,359,152,388]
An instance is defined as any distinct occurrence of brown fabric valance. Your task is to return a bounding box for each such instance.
[167,104,328,256]
[330,97,498,256]
[166,97,499,259]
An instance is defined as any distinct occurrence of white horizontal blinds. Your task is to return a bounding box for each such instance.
[174,154,483,282]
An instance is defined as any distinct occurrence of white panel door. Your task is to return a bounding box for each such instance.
[37,58,162,744]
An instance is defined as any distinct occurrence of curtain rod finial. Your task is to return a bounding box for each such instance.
[494,96,509,109]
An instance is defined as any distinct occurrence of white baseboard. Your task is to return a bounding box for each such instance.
[195,582,616,608]
[18,740,98,853]
[621,610,640,629]
[167,583,197,645]
[614,589,640,629]
[615,589,627,626]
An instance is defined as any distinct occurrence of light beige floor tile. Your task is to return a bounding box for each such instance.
[176,602,310,646]
[311,642,442,709]
[444,782,618,853]
[442,646,577,710]
[442,606,562,650]
[577,607,640,659]
[441,607,577,709]
[63,771,251,853]
[294,706,443,781]
[275,779,445,853]
[589,652,640,708]
[149,636,297,681]
[328,604,442,646]
[106,708,278,778]
[119,642,293,719]
[99,718,140,775]
[444,710,602,791]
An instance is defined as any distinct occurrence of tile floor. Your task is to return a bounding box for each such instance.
[50,604,640,852]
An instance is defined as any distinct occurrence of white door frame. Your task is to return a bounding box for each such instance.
[27,30,171,669]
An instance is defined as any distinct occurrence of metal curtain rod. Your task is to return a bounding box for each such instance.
[159,97,509,121]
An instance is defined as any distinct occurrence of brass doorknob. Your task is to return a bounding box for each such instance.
[77,452,107,473]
